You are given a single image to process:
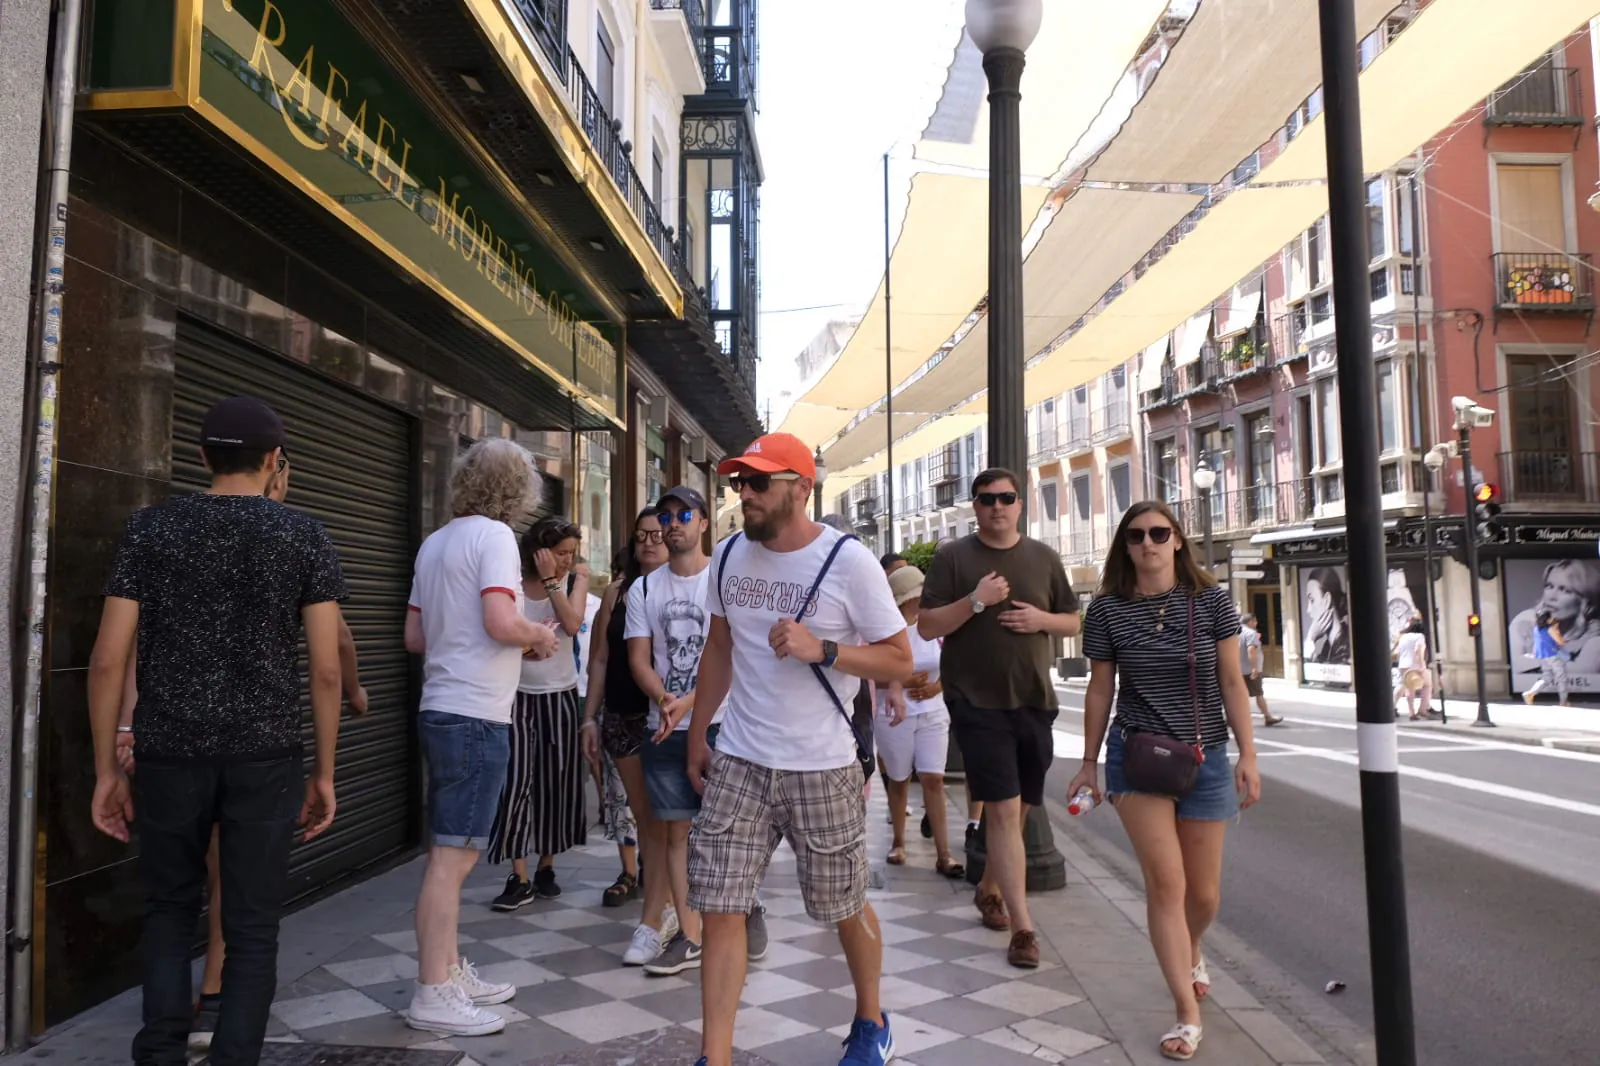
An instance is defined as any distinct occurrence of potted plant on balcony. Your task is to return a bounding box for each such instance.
[1221,337,1258,373]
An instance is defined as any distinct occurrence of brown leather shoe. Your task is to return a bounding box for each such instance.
[975,890,1010,931]
[1007,930,1041,969]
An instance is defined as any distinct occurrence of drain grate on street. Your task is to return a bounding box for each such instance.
[206,1045,463,1066]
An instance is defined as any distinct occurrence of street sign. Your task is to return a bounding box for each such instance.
[1231,551,1266,563]
[1233,568,1267,580]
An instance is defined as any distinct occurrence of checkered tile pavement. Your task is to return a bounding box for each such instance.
[260,787,1114,1066]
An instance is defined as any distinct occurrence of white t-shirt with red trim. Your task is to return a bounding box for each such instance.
[409,514,526,724]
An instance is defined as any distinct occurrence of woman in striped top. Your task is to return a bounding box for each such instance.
[1067,500,1261,1062]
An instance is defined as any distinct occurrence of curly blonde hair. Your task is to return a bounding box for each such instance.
[450,439,541,525]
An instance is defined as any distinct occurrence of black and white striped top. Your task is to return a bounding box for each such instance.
[1082,584,1240,748]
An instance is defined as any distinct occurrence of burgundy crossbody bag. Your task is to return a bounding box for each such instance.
[1120,594,1205,798]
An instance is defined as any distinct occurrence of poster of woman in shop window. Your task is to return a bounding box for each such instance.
[1506,558,1600,694]
[1299,563,1426,685]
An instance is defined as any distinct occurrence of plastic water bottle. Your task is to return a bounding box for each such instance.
[1068,788,1097,816]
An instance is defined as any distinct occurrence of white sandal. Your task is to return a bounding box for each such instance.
[1192,958,1211,1000]
[1161,1023,1203,1061]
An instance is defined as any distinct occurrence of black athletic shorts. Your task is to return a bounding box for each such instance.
[947,699,1056,807]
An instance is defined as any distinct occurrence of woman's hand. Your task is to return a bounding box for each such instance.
[908,678,942,702]
[533,548,559,581]
[580,719,601,771]
[1066,760,1101,807]
[115,731,136,776]
[1235,753,1262,809]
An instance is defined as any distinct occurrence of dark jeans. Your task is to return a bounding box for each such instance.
[132,756,303,1066]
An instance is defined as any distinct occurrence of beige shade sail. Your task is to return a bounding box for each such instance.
[1260,0,1600,184]
[822,409,946,472]
[1218,277,1263,337]
[868,187,1203,423]
[775,173,1049,445]
[918,0,1171,178]
[827,407,988,486]
[1087,0,1400,184]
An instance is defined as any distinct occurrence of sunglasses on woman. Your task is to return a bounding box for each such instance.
[975,491,1018,507]
[729,472,802,494]
[633,529,665,544]
[1125,526,1174,545]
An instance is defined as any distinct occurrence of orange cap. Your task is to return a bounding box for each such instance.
[716,432,817,478]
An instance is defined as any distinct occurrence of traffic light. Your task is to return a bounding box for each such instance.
[1467,612,1482,637]
[1472,481,1501,542]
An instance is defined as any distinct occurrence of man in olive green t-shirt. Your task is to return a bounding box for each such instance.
[919,468,1080,969]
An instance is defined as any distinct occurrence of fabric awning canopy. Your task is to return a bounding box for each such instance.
[1135,338,1169,393]
[1217,277,1263,338]
[1172,311,1212,367]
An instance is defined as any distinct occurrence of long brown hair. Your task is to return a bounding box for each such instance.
[1097,499,1218,599]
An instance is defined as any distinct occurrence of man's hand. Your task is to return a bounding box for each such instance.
[687,733,714,796]
[654,693,694,743]
[998,600,1050,634]
[769,619,823,664]
[91,772,135,842]
[300,776,337,841]
[524,623,560,660]
[974,571,1011,608]
[346,686,370,717]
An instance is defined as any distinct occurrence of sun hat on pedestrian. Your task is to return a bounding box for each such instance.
[716,432,816,479]
[887,564,924,606]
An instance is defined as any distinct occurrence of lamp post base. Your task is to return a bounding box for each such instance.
[963,807,1068,892]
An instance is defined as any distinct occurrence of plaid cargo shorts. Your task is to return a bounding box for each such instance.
[688,753,868,924]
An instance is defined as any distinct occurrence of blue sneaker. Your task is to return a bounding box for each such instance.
[839,1011,894,1065]
[694,1059,707,1066]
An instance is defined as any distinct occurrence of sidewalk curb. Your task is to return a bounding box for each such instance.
[1403,721,1600,755]
[1042,797,1377,1066]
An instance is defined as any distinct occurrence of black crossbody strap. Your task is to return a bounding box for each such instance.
[715,532,743,610]
[797,536,860,739]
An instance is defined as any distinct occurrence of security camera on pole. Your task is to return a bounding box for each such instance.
[1452,395,1498,728]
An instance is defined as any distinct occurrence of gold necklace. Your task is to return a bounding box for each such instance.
[1144,585,1179,633]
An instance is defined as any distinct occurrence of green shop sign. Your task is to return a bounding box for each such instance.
[90,0,621,421]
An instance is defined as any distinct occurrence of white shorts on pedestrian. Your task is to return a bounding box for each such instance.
[874,705,950,781]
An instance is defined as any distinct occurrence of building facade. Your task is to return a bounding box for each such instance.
[16,0,761,1032]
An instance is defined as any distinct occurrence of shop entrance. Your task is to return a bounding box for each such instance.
[1248,586,1286,678]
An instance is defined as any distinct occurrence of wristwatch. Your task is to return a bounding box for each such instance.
[819,640,840,669]
[970,593,986,614]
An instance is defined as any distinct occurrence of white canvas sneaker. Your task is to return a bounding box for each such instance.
[451,956,516,1005]
[405,980,506,1037]
[622,923,665,966]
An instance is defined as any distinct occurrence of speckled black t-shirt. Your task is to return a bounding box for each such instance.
[106,493,346,762]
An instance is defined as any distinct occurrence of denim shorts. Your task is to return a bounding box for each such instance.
[419,710,511,848]
[1104,727,1236,822]
[642,725,718,821]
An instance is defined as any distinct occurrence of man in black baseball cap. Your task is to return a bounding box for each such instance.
[88,393,347,1064]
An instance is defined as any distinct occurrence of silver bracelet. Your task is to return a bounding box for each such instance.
[117,725,134,734]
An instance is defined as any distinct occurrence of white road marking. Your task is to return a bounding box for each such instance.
[1275,715,1600,764]
[1251,736,1600,818]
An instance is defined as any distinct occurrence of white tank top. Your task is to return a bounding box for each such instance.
[518,590,578,694]
[877,628,945,717]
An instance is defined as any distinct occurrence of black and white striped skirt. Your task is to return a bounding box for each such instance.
[488,688,587,862]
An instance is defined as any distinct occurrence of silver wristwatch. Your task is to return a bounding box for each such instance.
[970,593,986,614]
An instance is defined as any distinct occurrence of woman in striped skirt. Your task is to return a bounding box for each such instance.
[489,518,589,909]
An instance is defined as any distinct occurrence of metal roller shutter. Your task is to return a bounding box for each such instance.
[171,318,418,899]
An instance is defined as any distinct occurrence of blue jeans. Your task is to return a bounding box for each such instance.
[1104,727,1237,822]
[419,710,511,848]
[132,756,303,1066]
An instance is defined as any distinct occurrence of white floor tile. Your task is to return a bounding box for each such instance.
[751,940,824,970]
[324,953,418,987]
[1009,1018,1110,1058]
[575,967,691,999]
[480,930,589,959]
[739,970,820,1007]
[270,989,389,1031]
[541,1001,673,1043]
[954,952,1061,980]
[471,958,563,989]
[964,983,1083,1017]
[729,1006,820,1050]
[520,908,615,931]
[832,974,949,1012]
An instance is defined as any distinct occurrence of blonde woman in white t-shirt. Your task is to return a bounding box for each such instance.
[877,565,964,878]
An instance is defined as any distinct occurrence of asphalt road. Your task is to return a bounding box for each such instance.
[1043,688,1600,1066]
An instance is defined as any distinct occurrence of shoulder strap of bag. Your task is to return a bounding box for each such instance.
[1187,594,1201,747]
[795,534,869,750]
[715,532,743,610]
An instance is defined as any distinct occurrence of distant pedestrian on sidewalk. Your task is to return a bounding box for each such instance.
[1069,500,1261,1062]
[682,433,911,1066]
[876,564,963,877]
[1393,617,1434,719]
[1237,613,1282,726]
[919,467,1081,969]
[1524,610,1570,706]
[89,396,347,1066]
[404,439,558,1037]
[488,518,590,907]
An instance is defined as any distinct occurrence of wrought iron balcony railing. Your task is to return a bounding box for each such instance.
[1092,400,1132,443]
[1498,450,1597,500]
[1492,253,1594,313]
[649,0,706,34]
[1486,65,1583,126]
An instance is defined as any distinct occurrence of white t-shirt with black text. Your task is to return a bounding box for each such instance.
[711,528,907,771]
[409,515,525,724]
[625,565,721,731]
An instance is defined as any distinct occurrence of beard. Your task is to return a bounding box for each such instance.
[743,492,795,543]
[666,529,697,556]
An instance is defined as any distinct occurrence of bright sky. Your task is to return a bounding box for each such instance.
[753,0,965,420]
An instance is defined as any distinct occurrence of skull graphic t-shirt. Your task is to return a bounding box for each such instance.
[625,564,719,732]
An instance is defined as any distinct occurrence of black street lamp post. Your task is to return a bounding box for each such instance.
[1193,456,1217,570]
[1422,444,1449,723]
[964,0,1064,893]
[1454,414,1495,727]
